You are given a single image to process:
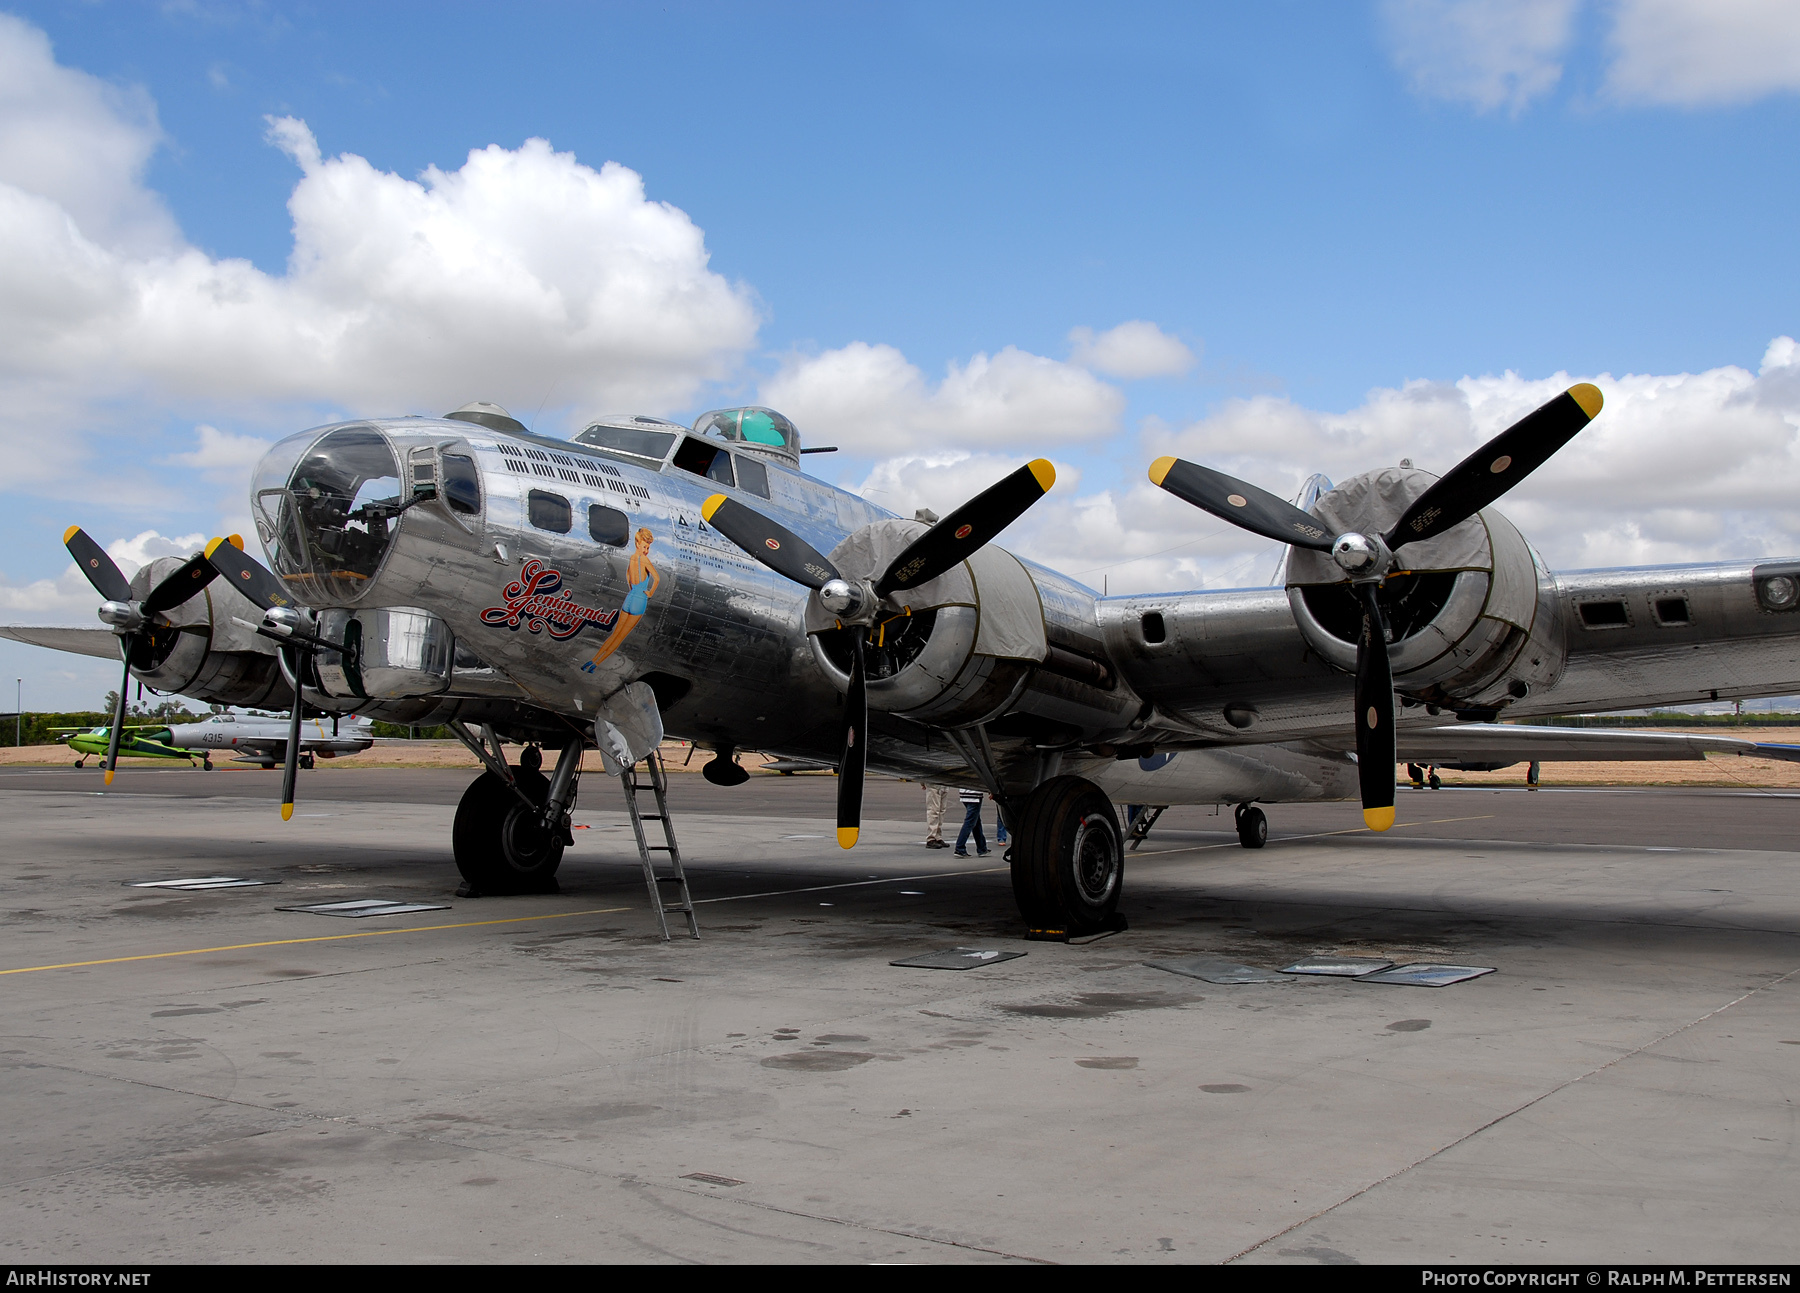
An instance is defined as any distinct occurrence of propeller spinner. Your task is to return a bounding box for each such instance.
[702,458,1057,848]
[1149,384,1603,831]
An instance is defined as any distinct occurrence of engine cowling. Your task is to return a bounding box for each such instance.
[1284,467,1567,710]
[124,556,288,709]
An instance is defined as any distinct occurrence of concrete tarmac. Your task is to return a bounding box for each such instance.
[0,767,1795,1264]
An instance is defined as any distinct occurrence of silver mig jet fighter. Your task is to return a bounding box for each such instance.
[13,389,1800,936]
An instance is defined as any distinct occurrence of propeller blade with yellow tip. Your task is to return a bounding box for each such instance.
[203,535,297,612]
[875,459,1057,596]
[837,626,867,849]
[63,526,133,603]
[701,494,843,590]
[1147,458,1336,552]
[1385,384,1603,550]
[1353,583,1397,831]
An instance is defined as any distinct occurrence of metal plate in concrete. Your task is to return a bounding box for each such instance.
[1280,955,1395,976]
[1145,956,1294,984]
[1355,963,1497,987]
[276,899,450,918]
[889,946,1026,970]
[124,876,277,890]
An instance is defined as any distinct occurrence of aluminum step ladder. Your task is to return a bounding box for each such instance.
[1125,804,1166,852]
[620,750,698,941]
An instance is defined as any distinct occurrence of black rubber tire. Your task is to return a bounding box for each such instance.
[299,753,315,770]
[1428,772,1441,790]
[1236,805,1268,849]
[1010,775,1124,932]
[453,768,560,894]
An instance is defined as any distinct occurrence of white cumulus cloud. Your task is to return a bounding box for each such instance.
[1068,321,1194,379]
[1380,0,1578,114]
[759,341,1124,455]
[1606,0,1800,106]
[0,13,761,484]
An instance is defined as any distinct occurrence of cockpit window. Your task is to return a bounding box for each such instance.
[573,424,678,461]
[672,436,736,485]
[692,407,800,459]
[441,453,481,515]
[253,426,403,604]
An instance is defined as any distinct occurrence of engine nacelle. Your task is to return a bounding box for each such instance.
[123,556,288,709]
[1284,467,1567,711]
[803,519,1138,736]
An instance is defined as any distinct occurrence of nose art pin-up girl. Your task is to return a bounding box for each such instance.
[582,527,659,672]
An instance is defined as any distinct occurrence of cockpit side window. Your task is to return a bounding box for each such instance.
[672,436,735,487]
[735,453,770,499]
[528,490,571,534]
[441,453,481,515]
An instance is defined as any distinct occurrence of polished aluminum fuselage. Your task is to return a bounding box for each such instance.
[234,416,1800,809]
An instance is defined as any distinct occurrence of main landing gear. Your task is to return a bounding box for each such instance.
[1010,775,1126,937]
[1234,803,1267,849]
[452,741,580,896]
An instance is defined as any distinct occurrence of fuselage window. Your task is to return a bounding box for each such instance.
[735,454,770,499]
[589,504,629,547]
[671,436,735,487]
[441,453,481,515]
[528,490,571,534]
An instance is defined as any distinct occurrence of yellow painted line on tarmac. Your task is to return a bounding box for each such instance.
[0,906,631,977]
[1133,813,1498,862]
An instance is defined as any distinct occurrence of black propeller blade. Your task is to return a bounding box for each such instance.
[875,459,1056,595]
[1386,384,1602,549]
[280,662,305,822]
[203,535,296,610]
[699,496,842,590]
[63,526,132,603]
[142,553,219,615]
[1146,383,1606,833]
[1353,583,1396,832]
[1146,459,1334,552]
[702,459,1059,848]
[63,527,219,786]
[838,627,867,849]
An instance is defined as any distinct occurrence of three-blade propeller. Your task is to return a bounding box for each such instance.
[63,527,220,785]
[202,536,345,820]
[1149,383,1604,831]
[703,458,1057,847]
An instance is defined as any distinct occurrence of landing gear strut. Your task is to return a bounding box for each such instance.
[1010,775,1126,936]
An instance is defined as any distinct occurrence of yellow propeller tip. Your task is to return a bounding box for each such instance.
[1148,456,1177,487]
[203,536,226,558]
[103,769,114,786]
[63,525,81,544]
[1569,383,1603,419]
[1363,805,1395,832]
[1027,459,1056,492]
[700,494,726,522]
[837,826,859,849]
[228,533,245,550]
[281,802,294,821]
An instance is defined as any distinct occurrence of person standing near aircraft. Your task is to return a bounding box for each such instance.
[583,527,659,672]
[954,787,990,857]
[924,783,953,849]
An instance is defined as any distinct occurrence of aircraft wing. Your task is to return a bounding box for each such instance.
[1394,724,1800,765]
[0,625,118,660]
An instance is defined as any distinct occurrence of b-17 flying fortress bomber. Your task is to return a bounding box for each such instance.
[14,390,1800,936]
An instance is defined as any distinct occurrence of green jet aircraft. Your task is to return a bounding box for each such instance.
[53,725,207,770]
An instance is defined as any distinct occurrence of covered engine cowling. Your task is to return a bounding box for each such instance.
[1284,467,1566,709]
[123,555,288,709]
[804,519,1050,727]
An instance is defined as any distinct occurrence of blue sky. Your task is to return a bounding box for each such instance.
[3,1,1799,709]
